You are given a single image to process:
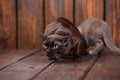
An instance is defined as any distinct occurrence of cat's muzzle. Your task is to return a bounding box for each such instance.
[47,53,61,60]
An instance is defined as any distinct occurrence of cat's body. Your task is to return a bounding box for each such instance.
[77,19,120,55]
[39,18,120,60]
[40,18,87,60]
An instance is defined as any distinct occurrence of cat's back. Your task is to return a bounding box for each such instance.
[45,18,82,40]
[77,19,109,34]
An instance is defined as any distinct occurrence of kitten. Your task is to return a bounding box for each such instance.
[39,18,87,60]
[77,19,120,55]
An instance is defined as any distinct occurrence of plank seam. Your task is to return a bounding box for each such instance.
[0,49,40,71]
[29,61,55,80]
[79,55,99,80]
[103,0,106,21]
[15,0,18,49]
[43,0,45,32]
[73,0,75,25]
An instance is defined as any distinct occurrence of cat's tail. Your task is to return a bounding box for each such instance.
[103,28,120,55]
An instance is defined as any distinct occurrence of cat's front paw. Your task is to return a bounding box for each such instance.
[89,50,95,55]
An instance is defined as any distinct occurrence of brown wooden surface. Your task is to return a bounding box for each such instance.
[84,50,120,80]
[0,49,9,54]
[0,49,39,71]
[0,0,16,49]
[75,0,104,26]
[0,50,53,80]
[33,55,97,80]
[0,0,120,49]
[105,0,120,48]
[45,0,73,26]
[18,0,44,49]
[0,49,120,80]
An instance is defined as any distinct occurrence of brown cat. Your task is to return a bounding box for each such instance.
[39,17,87,60]
[77,19,120,55]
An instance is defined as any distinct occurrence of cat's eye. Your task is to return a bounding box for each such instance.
[53,44,59,49]
[43,45,48,49]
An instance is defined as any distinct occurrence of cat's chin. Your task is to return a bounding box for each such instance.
[48,56,60,60]
[47,54,62,60]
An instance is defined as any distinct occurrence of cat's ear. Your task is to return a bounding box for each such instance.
[38,33,48,40]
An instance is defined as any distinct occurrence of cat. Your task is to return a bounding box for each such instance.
[39,17,87,60]
[77,19,120,55]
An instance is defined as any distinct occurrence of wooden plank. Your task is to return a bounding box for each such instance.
[84,51,120,80]
[0,50,54,80]
[0,49,39,70]
[45,0,73,26]
[75,0,104,26]
[18,0,44,48]
[0,0,16,49]
[105,0,120,47]
[32,55,98,80]
[0,49,10,54]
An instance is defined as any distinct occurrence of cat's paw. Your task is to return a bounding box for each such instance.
[89,50,95,55]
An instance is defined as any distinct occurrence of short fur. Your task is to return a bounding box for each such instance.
[39,17,87,60]
[77,19,120,55]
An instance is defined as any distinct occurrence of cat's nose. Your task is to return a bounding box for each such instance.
[46,50,52,54]
[47,52,50,54]
[47,52,54,57]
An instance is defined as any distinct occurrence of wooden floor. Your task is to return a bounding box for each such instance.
[0,49,120,80]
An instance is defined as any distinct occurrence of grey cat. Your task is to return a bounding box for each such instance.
[77,19,120,55]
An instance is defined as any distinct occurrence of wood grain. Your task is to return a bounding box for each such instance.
[0,49,39,70]
[84,51,120,80]
[0,0,16,49]
[0,0,120,50]
[0,50,53,80]
[75,0,104,26]
[105,0,120,48]
[33,55,97,80]
[0,50,119,80]
[18,0,44,49]
[45,0,73,26]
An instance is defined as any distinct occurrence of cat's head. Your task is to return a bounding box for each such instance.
[39,33,72,60]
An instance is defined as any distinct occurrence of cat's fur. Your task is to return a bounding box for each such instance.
[39,18,87,60]
[77,19,120,55]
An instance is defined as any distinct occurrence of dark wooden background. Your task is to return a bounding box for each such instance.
[0,0,120,49]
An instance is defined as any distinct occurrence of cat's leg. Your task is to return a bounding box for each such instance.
[89,42,104,55]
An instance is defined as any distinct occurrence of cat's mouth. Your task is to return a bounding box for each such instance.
[47,53,62,60]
